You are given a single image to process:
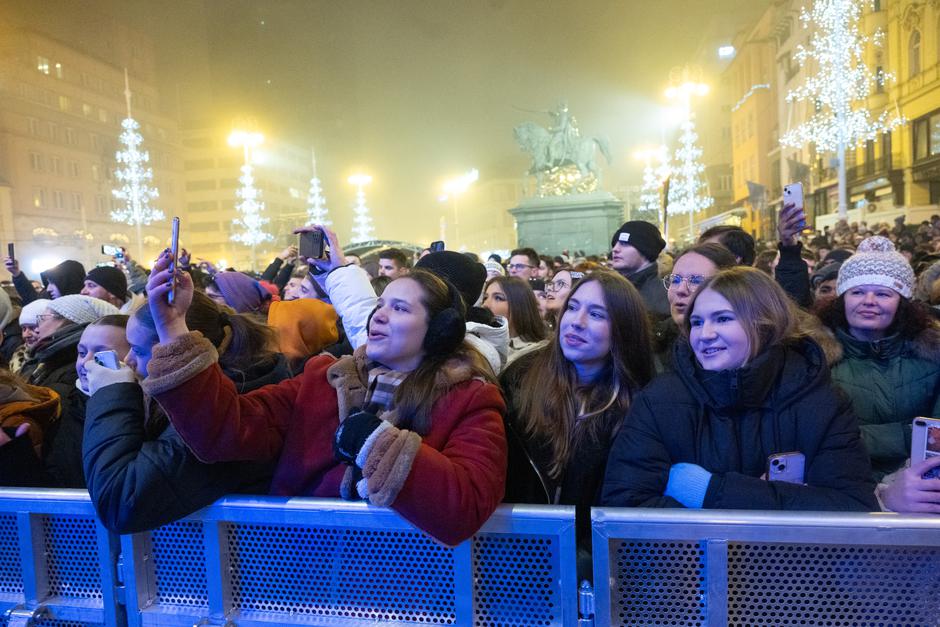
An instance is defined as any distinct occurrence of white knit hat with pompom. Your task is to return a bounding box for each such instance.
[836,236,914,299]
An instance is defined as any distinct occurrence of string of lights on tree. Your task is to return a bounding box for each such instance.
[637,146,669,224]
[349,174,375,243]
[780,0,903,216]
[111,70,163,260]
[231,161,273,247]
[666,116,712,220]
[305,150,331,226]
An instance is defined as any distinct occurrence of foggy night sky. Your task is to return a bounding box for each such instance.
[10,0,773,243]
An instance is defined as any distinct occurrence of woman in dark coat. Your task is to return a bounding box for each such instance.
[602,267,877,512]
[82,291,284,533]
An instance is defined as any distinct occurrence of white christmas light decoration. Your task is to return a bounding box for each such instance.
[306,150,331,226]
[229,129,273,267]
[111,69,163,260]
[635,146,669,225]
[780,0,903,217]
[348,173,374,243]
[667,116,713,222]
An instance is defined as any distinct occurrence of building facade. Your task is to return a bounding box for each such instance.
[0,24,183,275]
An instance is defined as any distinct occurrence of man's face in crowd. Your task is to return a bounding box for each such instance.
[814,279,837,307]
[609,242,648,274]
[508,255,536,279]
[378,258,408,279]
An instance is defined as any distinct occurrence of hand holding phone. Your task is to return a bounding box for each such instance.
[912,417,940,480]
[779,183,806,246]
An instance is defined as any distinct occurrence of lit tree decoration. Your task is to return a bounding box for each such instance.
[228,129,273,268]
[666,116,713,233]
[348,173,374,243]
[306,150,331,226]
[111,69,163,260]
[635,146,669,225]
[780,0,903,218]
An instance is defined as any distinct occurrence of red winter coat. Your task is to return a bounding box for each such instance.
[145,334,507,546]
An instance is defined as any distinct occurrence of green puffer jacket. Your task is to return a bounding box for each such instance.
[830,325,940,479]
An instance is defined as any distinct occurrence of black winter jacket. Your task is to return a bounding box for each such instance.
[82,354,288,533]
[602,338,878,511]
[622,263,670,319]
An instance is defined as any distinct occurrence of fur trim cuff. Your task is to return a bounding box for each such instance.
[362,427,422,507]
[141,331,218,396]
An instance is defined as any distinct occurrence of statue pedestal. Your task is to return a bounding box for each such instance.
[509,191,624,256]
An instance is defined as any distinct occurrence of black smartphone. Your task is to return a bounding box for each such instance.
[7,243,13,260]
[299,230,325,260]
[169,217,180,305]
[430,240,445,252]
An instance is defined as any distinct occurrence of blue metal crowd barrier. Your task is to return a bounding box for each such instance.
[591,507,940,627]
[0,489,578,627]
[3,489,940,626]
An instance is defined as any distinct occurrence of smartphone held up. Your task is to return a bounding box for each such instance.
[299,229,325,260]
[782,182,806,230]
[169,217,180,305]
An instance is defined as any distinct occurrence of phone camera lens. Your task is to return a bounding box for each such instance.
[777,464,786,472]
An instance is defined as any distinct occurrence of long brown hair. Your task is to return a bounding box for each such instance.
[485,276,547,342]
[394,270,496,434]
[133,291,278,373]
[511,271,654,478]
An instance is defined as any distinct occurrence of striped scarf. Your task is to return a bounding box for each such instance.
[364,364,408,414]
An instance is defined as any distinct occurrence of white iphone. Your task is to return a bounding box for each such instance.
[783,182,806,230]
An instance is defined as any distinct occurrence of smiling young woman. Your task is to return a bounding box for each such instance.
[602,267,878,514]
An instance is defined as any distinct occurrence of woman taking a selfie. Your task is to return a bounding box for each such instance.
[602,267,877,512]
[142,253,506,546]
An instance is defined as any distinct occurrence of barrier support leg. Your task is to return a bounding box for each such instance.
[704,539,728,627]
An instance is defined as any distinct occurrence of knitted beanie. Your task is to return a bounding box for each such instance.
[836,236,914,299]
[85,266,128,302]
[415,251,487,309]
[611,221,666,262]
[46,295,120,325]
[211,271,271,314]
[19,299,51,326]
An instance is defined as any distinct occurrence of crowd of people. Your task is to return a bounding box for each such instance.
[0,209,938,562]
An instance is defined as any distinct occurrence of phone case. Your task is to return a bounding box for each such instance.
[768,452,805,484]
[93,351,120,370]
[912,417,940,480]
[299,231,324,259]
[169,217,180,304]
[783,183,806,228]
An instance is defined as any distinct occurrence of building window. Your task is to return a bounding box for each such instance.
[96,195,107,215]
[36,56,50,75]
[91,164,100,182]
[912,111,940,161]
[71,192,82,212]
[909,30,922,78]
[54,62,63,79]
[53,190,65,210]
[47,122,57,140]
[875,66,885,93]
[50,156,62,176]
[29,153,44,172]
[67,161,79,177]
[90,133,99,151]
[58,95,70,112]
[873,0,881,11]
[65,128,76,145]
[27,118,39,135]
[98,108,108,123]
[82,103,93,117]
[33,189,45,208]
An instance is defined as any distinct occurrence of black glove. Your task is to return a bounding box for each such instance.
[333,409,382,465]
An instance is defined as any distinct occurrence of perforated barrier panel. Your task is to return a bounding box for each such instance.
[150,520,209,609]
[726,542,940,626]
[610,540,705,626]
[41,516,103,602]
[593,508,940,627]
[0,514,23,602]
[227,523,457,622]
[471,533,562,627]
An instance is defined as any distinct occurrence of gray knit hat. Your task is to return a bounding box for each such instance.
[836,236,914,299]
[46,295,120,326]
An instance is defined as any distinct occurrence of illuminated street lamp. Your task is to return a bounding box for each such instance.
[440,168,479,248]
[348,173,374,243]
[228,127,271,270]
